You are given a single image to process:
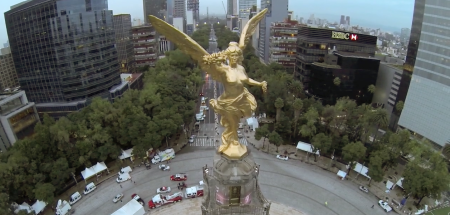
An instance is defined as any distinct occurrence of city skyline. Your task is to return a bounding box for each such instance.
[0,0,413,44]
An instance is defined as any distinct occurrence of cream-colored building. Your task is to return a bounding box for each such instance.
[0,47,19,91]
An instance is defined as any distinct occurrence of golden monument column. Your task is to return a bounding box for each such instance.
[149,9,268,159]
[149,9,271,214]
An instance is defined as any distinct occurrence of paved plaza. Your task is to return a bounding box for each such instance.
[73,147,388,215]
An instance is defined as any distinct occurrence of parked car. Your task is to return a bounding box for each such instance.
[359,186,369,193]
[276,155,289,161]
[157,186,171,194]
[113,193,124,203]
[170,174,187,181]
[188,135,195,143]
[159,164,170,171]
[378,200,393,212]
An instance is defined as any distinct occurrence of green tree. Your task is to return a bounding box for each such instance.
[367,155,384,186]
[274,98,284,122]
[333,77,341,86]
[268,131,283,153]
[395,101,404,112]
[33,183,55,204]
[342,141,367,174]
[368,84,376,94]
[299,107,319,139]
[311,133,332,161]
[292,98,303,139]
[255,124,270,151]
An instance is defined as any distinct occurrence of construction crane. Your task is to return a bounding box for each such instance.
[222,1,227,15]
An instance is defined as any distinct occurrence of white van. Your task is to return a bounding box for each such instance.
[83,182,96,195]
[69,192,82,205]
[116,172,131,183]
[118,166,132,175]
[55,199,71,215]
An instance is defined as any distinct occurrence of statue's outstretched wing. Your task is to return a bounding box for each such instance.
[239,8,268,50]
[148,15,209,62]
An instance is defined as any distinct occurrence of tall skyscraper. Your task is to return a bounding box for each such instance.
[173,0,186,18]
[398,0,450,148]
[389,0,425,129]
[258,0,289,64]
[239,0,257,19]
[346,16,350,25]
[5,0,122,119]
[114,14,136,73]
[227,0,238,15]
[143,0,167,22]
[187,0,200,22]
[340,15,345,25]
[400,28,411,43]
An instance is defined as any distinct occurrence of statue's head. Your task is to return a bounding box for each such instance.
[224,42,243,66]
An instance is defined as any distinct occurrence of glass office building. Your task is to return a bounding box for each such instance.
[5,0,121,118]
[398,0,450,147]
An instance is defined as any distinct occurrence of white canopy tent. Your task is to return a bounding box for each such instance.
[349,162,371,179]
[246,117,259,131]
[81,162,110,182]
[14,202,32,214]
[337,170,347,180]
[118,148,133,161]
[111,199,144,215]
[32,200,47,214]
[296,141,320,155]
[386,180,394,190]
[394,177,404,189]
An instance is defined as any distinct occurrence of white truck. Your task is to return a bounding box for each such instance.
[69,192,82,205]
[111,199,145,215]
[55,199,71,215]
[116,172,131,183]
[148,192,183,209]
[118,166,132,175]
[151,148,175,164]
[185,185,204,198]
[378,200,393,212]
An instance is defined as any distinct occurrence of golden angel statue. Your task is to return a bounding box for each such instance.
[149,9,268,159]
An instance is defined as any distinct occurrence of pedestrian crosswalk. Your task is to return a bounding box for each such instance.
[189,136,248,147]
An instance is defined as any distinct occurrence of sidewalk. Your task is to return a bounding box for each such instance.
[242,122,433,215]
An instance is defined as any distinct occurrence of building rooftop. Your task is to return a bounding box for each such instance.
[312,62,341,69]
[334,51,376,59]
[0,90,21,102]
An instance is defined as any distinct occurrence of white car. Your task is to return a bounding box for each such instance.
[359,186,368,193]
[276,155,289,161]
[378,200,393,212]
[113,193,124,203]
[116,173,131,183]
[157,186,171,194]
[159,164,170,171]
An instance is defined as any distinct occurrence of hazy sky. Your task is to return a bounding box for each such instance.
[0,0,414,45]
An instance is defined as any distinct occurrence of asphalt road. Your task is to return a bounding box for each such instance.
[72,147,389,215]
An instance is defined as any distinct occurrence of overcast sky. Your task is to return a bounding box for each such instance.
[0,0,414,45]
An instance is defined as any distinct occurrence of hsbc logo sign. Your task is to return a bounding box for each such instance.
[331,31,358,41]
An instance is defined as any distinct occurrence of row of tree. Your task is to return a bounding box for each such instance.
[206,24,450,206]
[0,50,203,214]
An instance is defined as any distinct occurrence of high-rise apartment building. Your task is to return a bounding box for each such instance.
[173,0,186,18]
[400,28,411,43]
[114,14,136,73]
[133,25,158,68]
[258,0,289,64]
[143,0,167,22]
[227,0,238,15]
[187,0,200,22]
[340,15,345,25]
[398,0,450,148]
[239,0,257,19]
[269,17,299,72]
[346,16,350,25]
[0,48,19,91]
[5,0,122,119]
[389,0,424,129]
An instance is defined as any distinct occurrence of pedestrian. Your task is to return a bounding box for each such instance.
[120,184,122,188]
[120,200,122,202]
[371,205,374,208]
[134,181,136,184]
